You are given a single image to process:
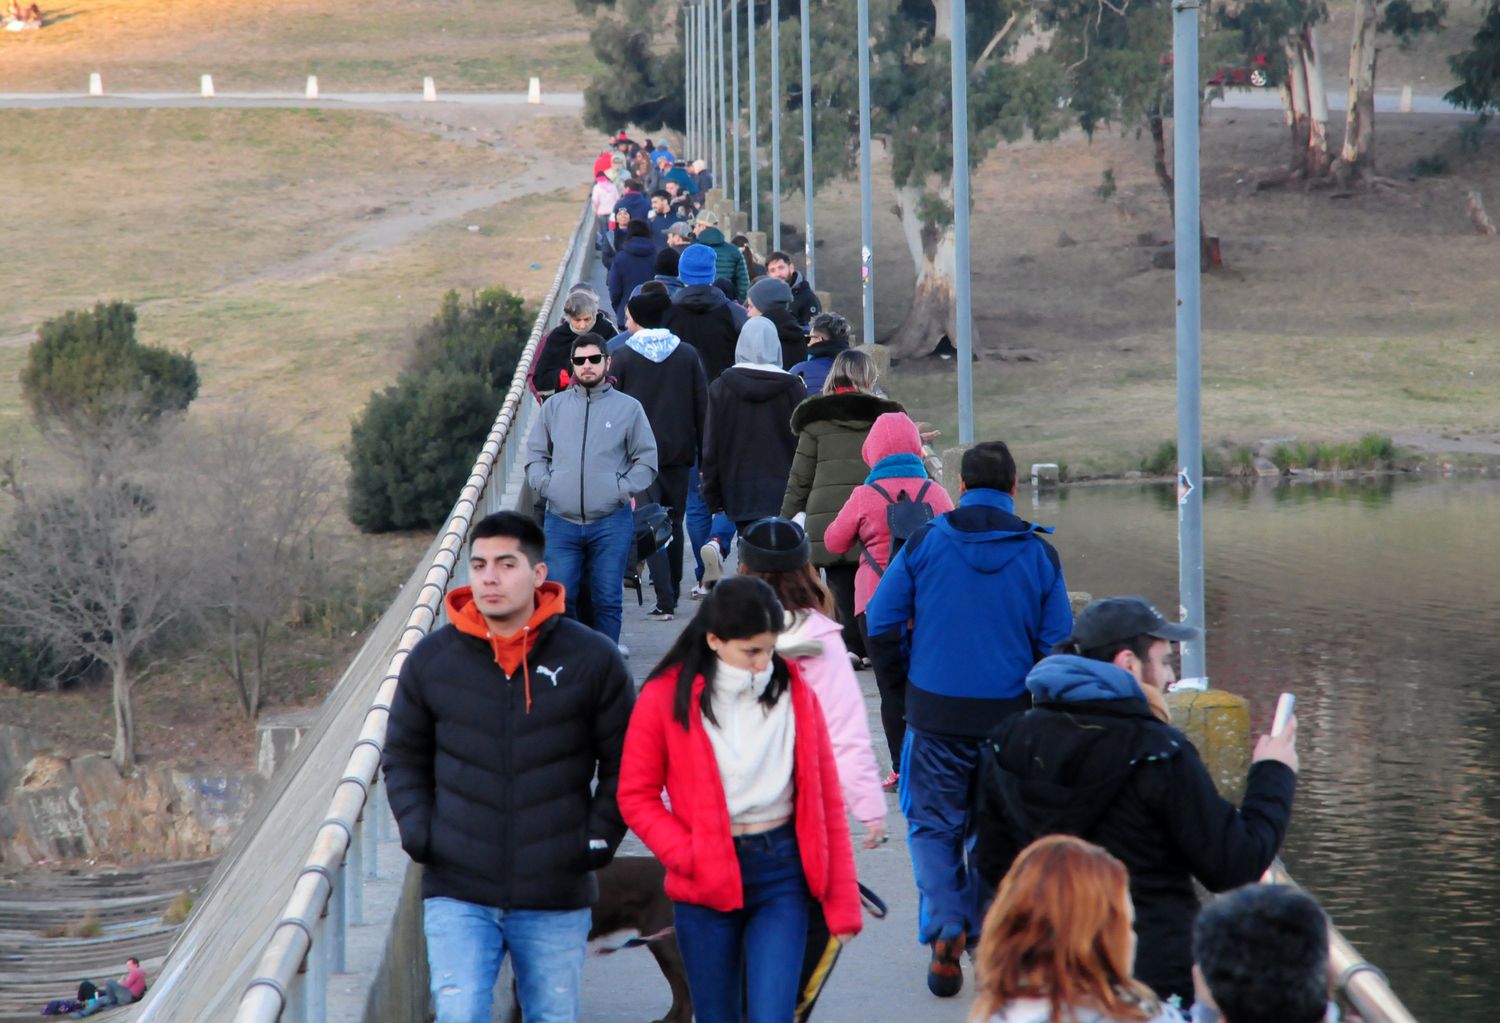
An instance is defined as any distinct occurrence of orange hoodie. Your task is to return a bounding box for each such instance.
[444,581,567,712]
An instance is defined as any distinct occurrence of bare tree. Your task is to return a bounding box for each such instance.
[175,412,331,720]
[0,420,191,771]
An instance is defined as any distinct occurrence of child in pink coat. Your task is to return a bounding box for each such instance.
[824,411,954,779]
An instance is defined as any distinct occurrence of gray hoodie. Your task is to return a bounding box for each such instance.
[525,381,658,524]
[734,317,784,371]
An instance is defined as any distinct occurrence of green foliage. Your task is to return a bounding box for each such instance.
[1270,434,1397,470]
[347,288,532,533]
[1447,0,1500,119]
[20,301,199,442]
[581,0,687,133]
[1096,168,1118,201]
[1141,440,1178,476]
[1379,0,1447,45]
[1410,153,1450,175]
[0,626,93,691]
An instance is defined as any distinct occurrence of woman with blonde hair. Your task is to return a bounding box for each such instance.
[971,835,1181,1023]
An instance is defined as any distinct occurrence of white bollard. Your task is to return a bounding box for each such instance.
[88,72,103,96]
[200,74,215,98]
[306,75,319,100]
[1031,463,1061,487]
[527,77,541,104]
[423,76,437,102]
[1399,84,1413,113]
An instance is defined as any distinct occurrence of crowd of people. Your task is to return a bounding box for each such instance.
[376,134,1324,1023]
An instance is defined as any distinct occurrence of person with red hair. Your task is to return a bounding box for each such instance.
[971,835,1183,1023]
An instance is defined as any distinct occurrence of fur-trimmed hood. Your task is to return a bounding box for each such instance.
[790,390,904,434]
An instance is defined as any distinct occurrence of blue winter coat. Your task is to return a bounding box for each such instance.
[608,236,659,325]
[865,488,1073,739]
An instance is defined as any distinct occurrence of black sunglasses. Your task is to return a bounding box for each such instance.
[571,353,605,366]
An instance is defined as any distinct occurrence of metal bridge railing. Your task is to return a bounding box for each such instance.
[213,198,594,1023]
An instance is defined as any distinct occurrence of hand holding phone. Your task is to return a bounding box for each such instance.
[1271,693,1296,737]
[1254,692,1299,773]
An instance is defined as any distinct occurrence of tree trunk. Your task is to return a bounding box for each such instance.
[887,183,959,358]
[1302,24,1333,177]
[111,658,134,772]
[1341,0,1378,176]
[1284,39,1311,176]
[1150,109,1175,213]
[250,622,271,721]
[228,617,252,718]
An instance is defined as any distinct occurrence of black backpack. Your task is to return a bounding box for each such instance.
[859,480,936,576]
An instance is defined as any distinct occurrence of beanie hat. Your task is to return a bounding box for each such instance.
[738,517,811,573]
[654,247,681,275]
[747,276,793,313]
[627,291,672,329]
[678,244,718,286]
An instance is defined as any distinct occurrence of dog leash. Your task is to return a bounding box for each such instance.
[595,926,676,954]
[858,882,888,919]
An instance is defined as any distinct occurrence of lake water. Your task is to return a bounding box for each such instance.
[1028,473,1498,1021]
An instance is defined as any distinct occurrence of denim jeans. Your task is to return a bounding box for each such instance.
[899,727,984,945]
[422,897,591,1023]
[672,822,810,1023]
[543,504,633,643]
[686,463,736,582]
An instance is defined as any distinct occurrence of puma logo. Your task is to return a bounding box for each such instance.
[536,664,564,687]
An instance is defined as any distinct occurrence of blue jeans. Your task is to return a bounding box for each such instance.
[686,463,736,582]
[672,822,810,1023]
[543,505,633,643]
[900,727,984,945]
[422,897,591,1023]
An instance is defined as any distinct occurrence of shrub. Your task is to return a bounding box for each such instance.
[1140,440,1177,476]
[347,289,532,533]
[0,628,94,691]
[347,367,501,532]
[21,301,198,446]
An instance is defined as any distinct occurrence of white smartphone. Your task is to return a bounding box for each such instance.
[1271,692,1296,737]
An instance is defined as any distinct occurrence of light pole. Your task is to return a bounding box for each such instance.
[799,0,815,288]
[748,0,759,231]
[951,0,974,445]
[683,5,694,156]
[856,0,874,344]
[769,0,782,251]
[731,0,741,209]
[715,0,727,194]
[1172,0,1207,681]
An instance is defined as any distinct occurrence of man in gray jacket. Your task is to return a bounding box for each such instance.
[525,333,658,644]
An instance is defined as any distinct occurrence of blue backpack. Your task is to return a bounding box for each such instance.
[859,481,936,576]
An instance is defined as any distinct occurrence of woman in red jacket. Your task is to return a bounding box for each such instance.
[618,576,862,1023]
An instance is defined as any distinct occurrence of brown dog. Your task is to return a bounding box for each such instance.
[504,855,691,1023]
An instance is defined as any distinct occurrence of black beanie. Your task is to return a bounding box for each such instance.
[654,246,681,275]
[738,517,811,573]
[627,291,672,329]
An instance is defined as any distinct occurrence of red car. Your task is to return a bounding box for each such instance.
[1161,52,1273,88]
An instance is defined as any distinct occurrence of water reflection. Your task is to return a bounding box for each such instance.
[1037,474,1499,1021]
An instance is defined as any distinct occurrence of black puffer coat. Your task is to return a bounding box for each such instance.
[382,604,635,910]
[530,312,617,397]
[701,367,807,522]
[663,285,746,383]
[975,654,1296,1005]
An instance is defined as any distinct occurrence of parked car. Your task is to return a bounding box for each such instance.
[1161,51,1273,88]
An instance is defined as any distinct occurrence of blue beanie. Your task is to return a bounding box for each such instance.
[678,244,718,286]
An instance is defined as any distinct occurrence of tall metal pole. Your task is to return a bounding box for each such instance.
[951,0,974,444]
[1172,0,1207,682]
[799,0,815,288]
[701,5,711,165]
[731,0,741,209]
[769,0,782,251]
[715,0,727,195]
[748,0,759,232]
[684,7,693,156]
[856,0,874,344]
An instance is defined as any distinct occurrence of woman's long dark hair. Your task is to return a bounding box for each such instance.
[647,576,791,729]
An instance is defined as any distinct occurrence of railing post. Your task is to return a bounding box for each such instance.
[328,860,348,975]
[306,914,328,1023]
[283,962,308,1023]
[348,816,366,925]
[364,781,382,881]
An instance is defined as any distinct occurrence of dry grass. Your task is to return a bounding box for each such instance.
[0,0,598,92]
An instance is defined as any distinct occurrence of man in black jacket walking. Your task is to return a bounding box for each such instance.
[974,596,1298,1008]
[610,291,707,620]
[383,511,635,1023]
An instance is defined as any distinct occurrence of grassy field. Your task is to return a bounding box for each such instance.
[0,0,599,92]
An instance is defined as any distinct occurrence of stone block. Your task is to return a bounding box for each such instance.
[856,343,890,379]
[256,708,318,780]
[1068,590,1094,615]
[1166,688,1251,803]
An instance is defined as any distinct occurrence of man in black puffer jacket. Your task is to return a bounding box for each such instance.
[663,243,746,383]
[974,597,1298,1009]
[383,511,635,1023]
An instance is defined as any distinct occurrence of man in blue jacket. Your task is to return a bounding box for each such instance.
[865,440,1072,998]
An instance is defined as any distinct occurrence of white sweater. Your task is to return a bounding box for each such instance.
[702,661,796,825]
[986,999,1185,1023]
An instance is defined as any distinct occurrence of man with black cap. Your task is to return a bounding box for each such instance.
[974,596,1299,1009]
[611,292,708,620]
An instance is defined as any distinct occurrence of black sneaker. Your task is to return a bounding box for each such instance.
[927,934,966,997]
[646,606,676,621]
